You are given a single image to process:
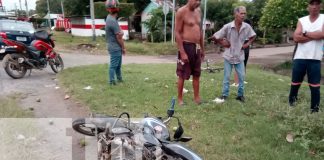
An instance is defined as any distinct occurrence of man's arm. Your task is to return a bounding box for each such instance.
[293,21,312,43]
[116,31,126,55]
[304,24,324,40]
[242,35,256,49]
[211,25,230,48]
[175,9,188,63]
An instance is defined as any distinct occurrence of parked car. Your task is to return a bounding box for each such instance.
[0,20,35,60]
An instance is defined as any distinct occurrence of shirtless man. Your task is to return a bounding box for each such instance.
[175,0,205,105]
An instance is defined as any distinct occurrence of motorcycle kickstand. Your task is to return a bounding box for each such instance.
[28,69,32,76]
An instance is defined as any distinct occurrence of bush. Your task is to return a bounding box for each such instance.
[147,30,172,43]
[94,2,135,19]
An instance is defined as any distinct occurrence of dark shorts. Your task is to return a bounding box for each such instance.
[291,59,321,85]
[176,41,202,80]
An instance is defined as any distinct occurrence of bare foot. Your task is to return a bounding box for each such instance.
[178,99,184,106]
[194,98,201,105]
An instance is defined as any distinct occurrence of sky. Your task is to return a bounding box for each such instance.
[2,0,36,11]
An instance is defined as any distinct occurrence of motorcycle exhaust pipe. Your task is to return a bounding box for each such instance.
[23,58,38,69]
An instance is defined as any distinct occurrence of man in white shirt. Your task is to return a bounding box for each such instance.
[289,0,324,113]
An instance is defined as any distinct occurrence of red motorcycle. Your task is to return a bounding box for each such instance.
[1,30,64,79]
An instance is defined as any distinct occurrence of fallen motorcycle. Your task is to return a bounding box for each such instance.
[72,99,203,160]
[1,30,64,79]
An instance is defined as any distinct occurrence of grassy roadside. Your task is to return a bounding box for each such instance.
[58,63,324,159]
[0,95,38,159]
[0,94,33,118]
[53,31,178,55]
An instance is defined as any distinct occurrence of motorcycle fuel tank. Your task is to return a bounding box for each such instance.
[141,117,170,141]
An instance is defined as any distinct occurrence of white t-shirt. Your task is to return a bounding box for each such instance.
[294,14,324,60]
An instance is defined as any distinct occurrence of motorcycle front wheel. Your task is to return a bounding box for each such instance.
[49,54,64,73]
[3,53,27,79]
[72,118,97,136]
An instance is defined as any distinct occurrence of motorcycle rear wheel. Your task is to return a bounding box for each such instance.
[3,54,27,79]
[50,54,64,73]
[72,118,96,136]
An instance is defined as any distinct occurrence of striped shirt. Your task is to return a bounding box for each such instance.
[213,21,256,64]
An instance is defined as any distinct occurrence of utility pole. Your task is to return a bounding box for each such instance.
[47,0,52,29]
[61,0,65,19]
[162,0,169,43]
[25,0,29,17]
[14,3,18,17]
[19,0,22,10]
[171,0,176,44]
[202,0,208,40]
[90,0,96,41]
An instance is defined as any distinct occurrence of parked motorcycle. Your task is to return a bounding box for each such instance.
[72,99,203,160]
[1,30,64,79]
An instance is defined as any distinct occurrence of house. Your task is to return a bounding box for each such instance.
[141,0,174,39]
[69,16,129,40]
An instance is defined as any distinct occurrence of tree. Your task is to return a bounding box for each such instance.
[206,0,237,30]
[142,9,163,43]
[259,0,308,30]
[64,0,90,16]
[94,2,135,19]
[246,0,267,27]
[36,0,63,17]
[129,0,151,12]
[142,8,173,42]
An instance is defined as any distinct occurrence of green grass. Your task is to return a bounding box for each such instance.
[0,94,33,118]
[53,31,177,55]
[58,63,324,159]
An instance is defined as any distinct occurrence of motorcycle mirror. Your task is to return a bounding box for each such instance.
[173,125,184,140]
[173,117,183,140]
[167,97,175,117]
[176,137,192,142]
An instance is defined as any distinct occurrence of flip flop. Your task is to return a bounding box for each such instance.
[196,100,208,105]
[178,102,186,106]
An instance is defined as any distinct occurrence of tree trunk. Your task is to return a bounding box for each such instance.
[151,33,154,43]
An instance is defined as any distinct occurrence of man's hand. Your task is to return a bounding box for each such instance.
[208,36,217,44]
[200,50,205,61]
[180,52,189,63]
[242,42,250,49]
[220,39,231,48]
[122,48,126,55]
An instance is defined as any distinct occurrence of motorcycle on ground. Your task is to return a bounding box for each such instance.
[0,30,64,79]
[72,99,203,160]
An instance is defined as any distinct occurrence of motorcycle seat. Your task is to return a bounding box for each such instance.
[90,117,127,130]
[26,46,41,58]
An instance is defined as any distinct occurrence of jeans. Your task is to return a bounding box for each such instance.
[109,50,122,84]
[222,59,245,97]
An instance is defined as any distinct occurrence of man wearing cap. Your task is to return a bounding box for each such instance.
[105,0,126,85]
[289,0,324,113]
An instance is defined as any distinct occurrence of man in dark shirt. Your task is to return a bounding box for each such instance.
[105,0,126,85]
